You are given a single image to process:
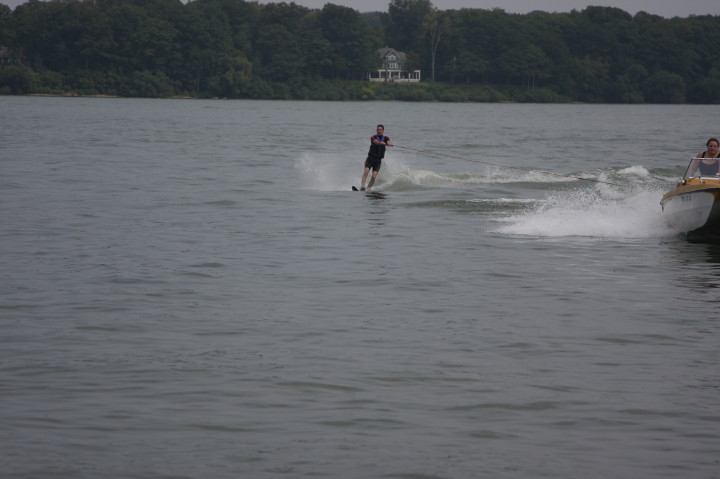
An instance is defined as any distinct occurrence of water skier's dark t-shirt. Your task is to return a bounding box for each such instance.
[368,135,389,159]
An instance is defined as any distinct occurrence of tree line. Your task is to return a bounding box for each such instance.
[1,0,719,103]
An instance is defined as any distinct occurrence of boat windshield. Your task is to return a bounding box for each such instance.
[683,157,720,180]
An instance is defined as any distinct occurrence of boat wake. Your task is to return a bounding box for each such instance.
[494,186,676,239]
[296,151,680,240]
[380,157,578,190]
[295,151,582,191]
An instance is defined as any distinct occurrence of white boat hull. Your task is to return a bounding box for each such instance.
[661,179,720,234]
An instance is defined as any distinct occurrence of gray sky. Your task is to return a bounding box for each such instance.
[2,0,719,17]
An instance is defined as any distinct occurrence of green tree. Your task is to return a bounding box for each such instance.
[0,3,14,45]
[119,69,175,97]
[208,53,252,98]
[252,2,310,82]
[0,64,38,93]
[11,0,114,72]
[688,71,720,104]
[178,0,235,96]
[424,8,446,82]
[106,3,180,74]
[318,4,377,80]
[642,70,686,103]
[386,0,434,73]
[607,63,647,102]
[497,44,550,88]
[438,9,494,84]
[1,0,719,103]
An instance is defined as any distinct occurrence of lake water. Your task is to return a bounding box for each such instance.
[1,96,719,479]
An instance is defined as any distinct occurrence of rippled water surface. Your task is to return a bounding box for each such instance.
[2,97,719,478]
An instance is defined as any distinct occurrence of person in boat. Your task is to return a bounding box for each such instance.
[360,124,392,191]
[688,137,720,176]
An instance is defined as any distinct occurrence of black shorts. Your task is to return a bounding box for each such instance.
[365,156,382,172]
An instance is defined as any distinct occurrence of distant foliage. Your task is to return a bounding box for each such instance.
[0,0,718,103]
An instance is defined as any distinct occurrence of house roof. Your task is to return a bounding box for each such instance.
[376,47,407,63]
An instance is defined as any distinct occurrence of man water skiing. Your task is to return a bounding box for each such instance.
[359,124,392,191]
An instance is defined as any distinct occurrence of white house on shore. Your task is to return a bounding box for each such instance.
[367,47,421,83]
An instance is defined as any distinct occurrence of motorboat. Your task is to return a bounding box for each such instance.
[661,158,720,234]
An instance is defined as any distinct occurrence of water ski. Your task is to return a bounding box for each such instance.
[352,186,366,191]
[352,186,358,191]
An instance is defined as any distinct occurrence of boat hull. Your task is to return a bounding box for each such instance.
[661,179,720,233]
